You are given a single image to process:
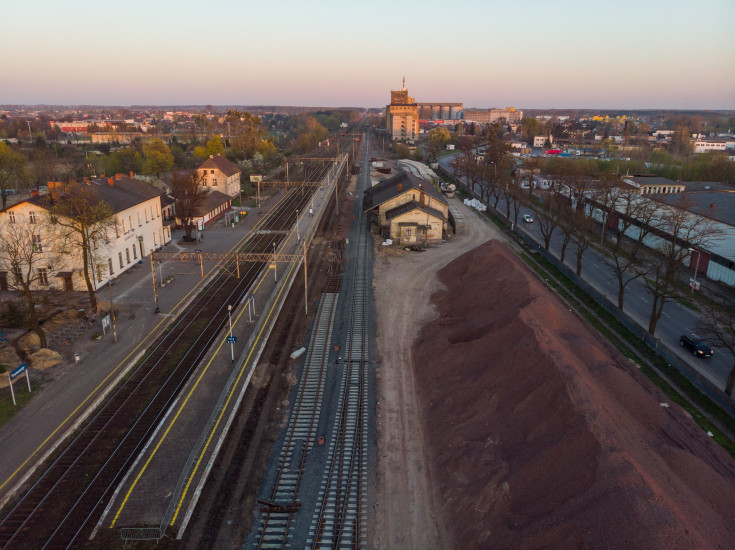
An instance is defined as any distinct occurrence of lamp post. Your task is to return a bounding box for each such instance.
[272,242,277,281]
[296,208,300,244]
[109,278,117,343]
[689,248,701,297]
[227,304,234,363]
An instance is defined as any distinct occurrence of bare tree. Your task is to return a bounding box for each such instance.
[642,201,721,335]
[45,182,117,310]
[536,180,566,251]
[0,220,60,347]
[589,176,627,244]
[697,303,735,396]
[170,170,207,242]
[606,190,659,310]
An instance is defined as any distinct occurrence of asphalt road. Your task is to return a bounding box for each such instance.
[438,154,733,391]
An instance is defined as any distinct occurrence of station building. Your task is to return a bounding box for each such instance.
[363,171,448,245]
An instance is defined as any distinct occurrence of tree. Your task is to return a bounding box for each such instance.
[194,135,226,160]
[394,143,410,159]
[427,128,450,161]
[536,181,566,250]
[697,303,735,396]
[605,189,658,310]
[0,142,29,209]
[642,201,720,335]
[45,183,117,310]
[671,125,693,158]
[170,171,207,242]
[142,138,174,178]
[0,220,59,347]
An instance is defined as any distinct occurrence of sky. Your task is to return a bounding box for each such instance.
[1,0,734,109]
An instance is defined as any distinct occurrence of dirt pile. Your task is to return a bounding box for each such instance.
[413,240,735,549]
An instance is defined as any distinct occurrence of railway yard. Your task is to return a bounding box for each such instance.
[3,130,735,550]
[0,136,371,548]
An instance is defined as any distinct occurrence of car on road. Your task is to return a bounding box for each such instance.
[679,333,714,358]
[522,214,534,223]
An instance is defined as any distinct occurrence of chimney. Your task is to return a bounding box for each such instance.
[130,171,134,178]
[420,189,425,207]
[710,203,715,208]
[31,189,39,198]
[397,183,403,192]
[108,177,114,187]
[115,173,122,180]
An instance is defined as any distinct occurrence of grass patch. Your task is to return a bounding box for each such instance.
[0,380,41,429]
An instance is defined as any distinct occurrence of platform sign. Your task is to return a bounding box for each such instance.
[10,363,27,381]
[102,314,111,335]
[226,336,237,344]
[250,175,262,183]
[8,362,30,406]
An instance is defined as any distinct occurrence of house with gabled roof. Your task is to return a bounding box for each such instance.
[0,174,170,292]
[196,155,241,197]
[363,171,448,245]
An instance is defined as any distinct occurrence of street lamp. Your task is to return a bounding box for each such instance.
[296,208,300,244]
[689,248,701,297]
[227,304,234,363]
[108,277,118,343]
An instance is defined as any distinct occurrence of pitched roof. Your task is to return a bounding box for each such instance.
[25,175,164,214]
[363,170,447,212]
[198,155,240,177]
[194,190,231,216]
[385,200,446,222]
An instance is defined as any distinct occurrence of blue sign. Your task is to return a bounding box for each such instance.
[226,336,237,344]
[10,363,27,381]
[248,295,254,303]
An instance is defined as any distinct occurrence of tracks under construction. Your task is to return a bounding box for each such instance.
[252,135,373,550]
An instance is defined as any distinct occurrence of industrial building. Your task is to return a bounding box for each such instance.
[464,107,523,125]
[417,102,464,121]
[385,80,419,141]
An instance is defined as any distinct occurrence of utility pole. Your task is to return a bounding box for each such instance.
[228,304,234,363]
[150,254,160,313]
[689,248,701,297]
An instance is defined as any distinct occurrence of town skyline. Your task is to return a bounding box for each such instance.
[2,0,735,109]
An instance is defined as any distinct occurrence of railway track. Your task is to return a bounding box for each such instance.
[0,146,345,549]
[252,134,370,549]
[306,222,370,549]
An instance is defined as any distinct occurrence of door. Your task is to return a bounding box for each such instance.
[63,275,73,291]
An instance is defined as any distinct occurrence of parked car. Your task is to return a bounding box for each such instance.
[522,214,534,223]
[679,333,714,358]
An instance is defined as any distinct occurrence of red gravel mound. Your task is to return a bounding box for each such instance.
[414,240,735,549]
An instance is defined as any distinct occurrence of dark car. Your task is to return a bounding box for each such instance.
[679,334,714,358]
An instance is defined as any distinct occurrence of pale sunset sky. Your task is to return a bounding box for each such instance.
[1,0,733,109]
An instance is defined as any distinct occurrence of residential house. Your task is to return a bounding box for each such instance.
[0,174,170,292]
[196,155,241,197]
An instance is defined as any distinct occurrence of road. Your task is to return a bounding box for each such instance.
[438,154,734,391]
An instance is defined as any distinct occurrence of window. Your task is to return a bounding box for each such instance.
[119,252,124,269]
[29,211,36,223]
[405,228,412,237]
[115,222,120,238]
[126,249,130,264]
[129,215,133,229]
[138,212,142,226]
[213,178,218,186]
[211,169,215,174]
[13,266,22,283]
[108,258,114,275]
[156,203,160,217]
[8,211,15,224]
[133,245,137,260]
[97,265,103,283]
[32,234,43,252]
[37,268,48,286]
[122,218,127,233]
[153,232,157,246]
[145,209,149,223]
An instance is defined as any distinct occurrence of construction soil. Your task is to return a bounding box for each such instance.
[372,209,735,549]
